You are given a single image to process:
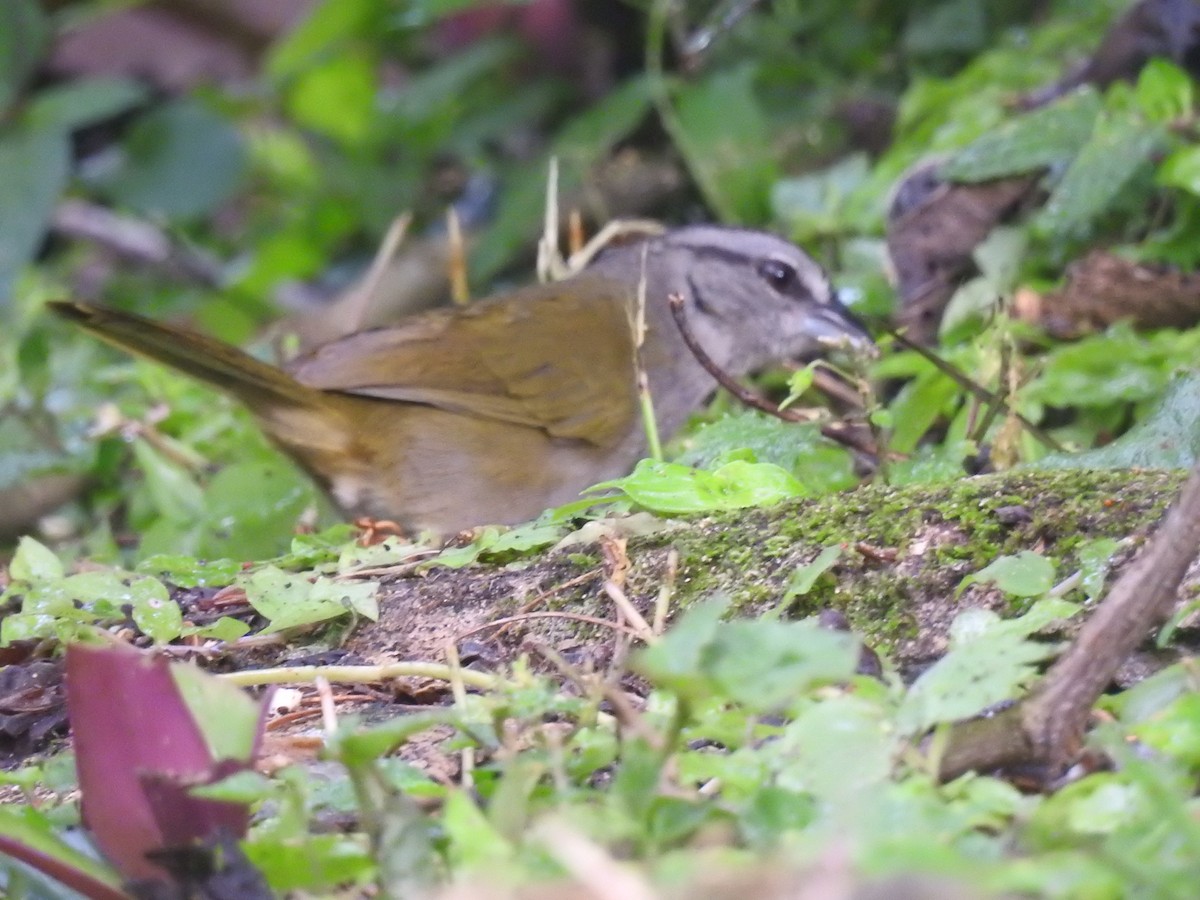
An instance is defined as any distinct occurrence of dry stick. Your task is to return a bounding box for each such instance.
[341,211,413,334]
[939,459,1200,781]
[666,293,879,459]
[446,207,470,305]
[485,569,603,640]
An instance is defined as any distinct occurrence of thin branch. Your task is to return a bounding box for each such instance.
[885,326,1063,452]
[667,292,880,458]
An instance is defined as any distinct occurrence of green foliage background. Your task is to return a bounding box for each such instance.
[5,0,1200,896]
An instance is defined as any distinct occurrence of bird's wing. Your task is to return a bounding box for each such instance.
[289,277,642,448]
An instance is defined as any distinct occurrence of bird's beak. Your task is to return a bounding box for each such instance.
[803,301,877,357]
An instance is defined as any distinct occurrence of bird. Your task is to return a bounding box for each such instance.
[50,225,871,534]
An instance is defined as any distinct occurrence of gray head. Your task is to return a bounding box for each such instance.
[590,224,872,375]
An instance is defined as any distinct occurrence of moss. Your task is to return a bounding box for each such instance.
[645,467,1184,648]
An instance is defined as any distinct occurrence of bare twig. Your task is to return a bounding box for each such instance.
[446,207,470,305]
[342,212,413,333]
[454,610,644,643]
[885,326,1063,452]
[667,293,880,459]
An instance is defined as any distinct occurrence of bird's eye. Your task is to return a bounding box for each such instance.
[757,258,796,291]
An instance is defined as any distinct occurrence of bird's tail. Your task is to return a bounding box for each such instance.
[48,301,321,412]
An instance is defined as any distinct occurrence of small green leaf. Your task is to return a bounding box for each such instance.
[9,535,63,583]
[783,546,843,601]
[959,551,1055,598]
[127,577,184,643]
[780,364,817,407]
[136,555,242,589]
[192,616,252,642]
[285,53,378,145]
[1134,59,1193,124]
[240,566,348,633]
[592,458,805,515]
[1131,693,1200,769]
[897,631,1051,735]
[1158,144,1200,196]
[1077,537,1119,602]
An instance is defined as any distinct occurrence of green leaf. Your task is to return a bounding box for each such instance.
[192,616,252,642]
[772,695,894,809]
[639,602,858,712]
[88,99,247,220]
[1035,370,1200,470]
[902,0,986,56]
[636,597,730,688]
[672,64,776,223]
[1134,59,1193,124]
[285,53,378,145]
[959,551,1056,598]
[1076,537,1119,602]
[592,458,805,515]
[771,154,870,241]
[132,439,205,524]
[171,662,263,761]
[1158,144,1200,196]
[1132,693,1200,769]
[442,789,512,870]
[897,599,1078,735]
[136,555,242,589]
[266,0,375,79]
[309,576,379,622]
[24,78,149,132]
[705,619,859,710]
[1103,663,1195,725]
[675,414,856,495]
[782,546,843,601]
[240,566,344,633]
[1034,112,1163,239]
[897,630,1049,735]
[126,576,184,643]
[1026,324,1200,410]
[332,711,456,766]
[0,0,48,114]
[8,535,63,583]
[0,124,69,298]
[194,456,317,561]
[243,832,374,894]
[943,88,1101,182]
